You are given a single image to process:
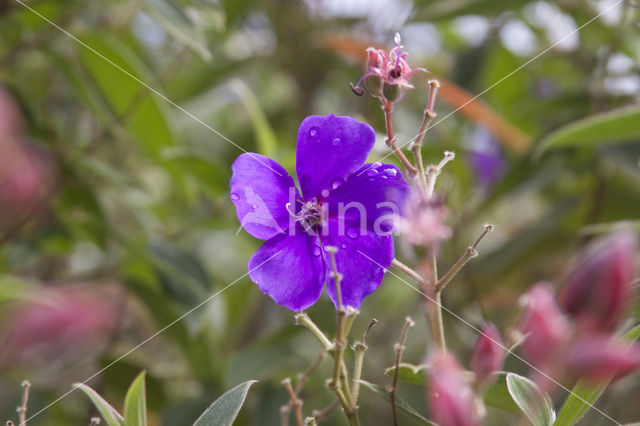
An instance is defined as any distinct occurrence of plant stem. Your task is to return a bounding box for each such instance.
[411,80,440,192]
[434,224,493,293]
[391,258,425,284]
[295,313,332,351]
[382,100,418,176]
[17,380,30,426]
[282,378,304,426]
[388,317,415,426]
[326,246,359,426]
[351,318,378,403]
[312,400,339,423]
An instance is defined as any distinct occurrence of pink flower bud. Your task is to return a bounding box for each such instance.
[471,323,504,386]
[568,333,640,383]
[560,230,637,332]
[0,87,24,142]
[0,141,59,234]
[0,286,120,369]
[518,283,571,368]
[428,351,477,426]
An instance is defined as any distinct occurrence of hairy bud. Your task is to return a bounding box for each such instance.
[471,323,504,386]
[560,230,637,332]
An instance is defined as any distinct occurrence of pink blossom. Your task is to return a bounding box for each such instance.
[0,286,120,368]
[567,333,640,384]
[518,283,571,368]
[428,351,478,426]
[560,230,637,332]
[471,323,504,386]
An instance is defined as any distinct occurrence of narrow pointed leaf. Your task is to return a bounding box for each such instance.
[537,105,640,154]
[124,371,147,426]
[74,383,124,426]
[554,325,640,426]
[192,380,257,426]
[358,380,435,425]
[506,373,555,426]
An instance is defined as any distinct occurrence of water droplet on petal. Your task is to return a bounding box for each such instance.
[331,178,344,189]
[230,193,240,201]
[309,126,319,137]
[382,267,388,273]
[340,243,347,249]
[252,204,258,209]
[313,246,322,256]
[384,168,398,177]
[366,169,379,177]
[321,189,330,197]
[347,228,358,239]
[372,162,382,169]
[332,137,341,146]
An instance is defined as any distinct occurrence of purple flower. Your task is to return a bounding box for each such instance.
[230,114,410,311]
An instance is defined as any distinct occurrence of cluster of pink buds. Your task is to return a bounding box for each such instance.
[0,86,59,235]
[350,33,425,102]
[517,230,640,389]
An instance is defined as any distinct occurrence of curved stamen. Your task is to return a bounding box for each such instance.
[285,202,297,218]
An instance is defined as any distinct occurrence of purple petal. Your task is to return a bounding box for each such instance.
[326,163,410,234]
[296,114,375,200]
[230,153,299,240]
[321,219,393,309]
[248,223,325,311]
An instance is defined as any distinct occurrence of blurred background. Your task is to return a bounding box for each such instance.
[1,0,640,424]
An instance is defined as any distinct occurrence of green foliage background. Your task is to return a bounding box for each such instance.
[1,0,640,424]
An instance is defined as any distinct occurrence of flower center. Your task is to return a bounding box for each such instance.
[286,198,325,232]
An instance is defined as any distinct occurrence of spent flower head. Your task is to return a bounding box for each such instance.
[350,33,426,102]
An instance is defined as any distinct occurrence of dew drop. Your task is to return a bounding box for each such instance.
[331,178,344,189]
[321,189,330,197]
[313,246,322,256]
[384,168,398,177]
[252,204,258,209]
[340,243,347,249]
[371,162,382,169]
[366,169,379,177]
[309,126,319,137]
[230,193,240,201]
[347,228,358,239]
[332,137,341,146]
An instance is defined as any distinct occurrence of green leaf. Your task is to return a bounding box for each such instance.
[124,371,147,426]
[142,0,212,61]
[554,325,640,426]
[74,383,125,426]
[78,33,176,158]
[357,380,435,425]
[192,380,257,426]
[537,105,640,153]
[484,372,520,413]
[384,363,429,385]
[506,373,555,426]
[228,80,278,157]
